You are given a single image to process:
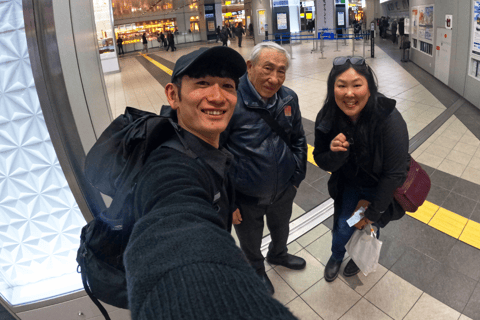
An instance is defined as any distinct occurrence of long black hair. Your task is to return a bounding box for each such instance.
[317,61,380,166]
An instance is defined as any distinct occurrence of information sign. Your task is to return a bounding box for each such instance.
[258,10,266,35]
[273,0,289,7]
[338,12,345,26]
[277,13,288,30]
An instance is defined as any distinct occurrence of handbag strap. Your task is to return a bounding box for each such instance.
[256,110,292,149]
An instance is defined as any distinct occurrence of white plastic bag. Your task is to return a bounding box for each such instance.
[227,39,231,46]
[345,224,382,276]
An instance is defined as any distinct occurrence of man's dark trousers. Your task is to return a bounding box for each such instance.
[234,185,297,273]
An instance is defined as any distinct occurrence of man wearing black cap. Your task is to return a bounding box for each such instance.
[123,46,296,319]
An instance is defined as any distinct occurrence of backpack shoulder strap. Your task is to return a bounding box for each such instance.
[159,133,220,208]
[256,110,293,149]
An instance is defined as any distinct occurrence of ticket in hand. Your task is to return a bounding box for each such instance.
[347,206,366,227]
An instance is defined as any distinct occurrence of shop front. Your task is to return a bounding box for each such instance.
[114,18,202,53]
[300,1,315,31]
[348,0,365,26]
[223,10,246,28]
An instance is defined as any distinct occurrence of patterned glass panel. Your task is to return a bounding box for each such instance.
[0,0,86,305]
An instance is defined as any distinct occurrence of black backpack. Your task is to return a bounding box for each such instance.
[76,107,201,319]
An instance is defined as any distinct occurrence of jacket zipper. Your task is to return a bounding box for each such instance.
[245,95,294,204]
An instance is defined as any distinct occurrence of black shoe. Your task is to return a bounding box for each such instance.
[324,256,342,282]
[343,259,361,277]
[257,270,274,295]
[266,254,306,270]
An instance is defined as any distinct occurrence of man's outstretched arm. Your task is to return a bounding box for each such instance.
[124,149,297,320]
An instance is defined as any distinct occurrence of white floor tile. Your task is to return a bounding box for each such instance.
[339,298,392,320]
[275,249,325,295]
[301,278,361,320]
[286,297,323,320]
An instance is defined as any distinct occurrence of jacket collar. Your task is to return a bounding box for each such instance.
[316,94,397,134]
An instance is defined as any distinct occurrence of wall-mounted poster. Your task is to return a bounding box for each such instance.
[208,21,215,32]
[258,9,266,35]
[424,6,434,25]
[411,7,418,36]
[404,18,410,35]
[471,1,480,56]
[417,5,434,43]
[469,1,480,81]
[277,12,287,30]
[419,7,425,25]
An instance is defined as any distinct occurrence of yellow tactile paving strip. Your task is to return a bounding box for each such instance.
[140,55,480,250]
[139,53,173,76]
[307,143,480,249]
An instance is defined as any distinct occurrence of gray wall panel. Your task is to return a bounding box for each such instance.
[450,0,470,96]
[463,0,480,108]
[69,0,113,142]
[52,0,98,154]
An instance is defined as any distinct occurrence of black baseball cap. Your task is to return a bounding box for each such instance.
[171,46,247,82]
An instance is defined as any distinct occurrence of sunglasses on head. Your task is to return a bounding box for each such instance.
[332,56,366,68]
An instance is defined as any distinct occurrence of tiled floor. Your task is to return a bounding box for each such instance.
[104,37,480,320]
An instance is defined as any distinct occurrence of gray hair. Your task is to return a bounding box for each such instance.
[249,42,291,69]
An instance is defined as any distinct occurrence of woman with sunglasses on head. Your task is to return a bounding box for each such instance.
[313,56,409,282]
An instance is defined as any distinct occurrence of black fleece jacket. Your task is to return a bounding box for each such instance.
[124,147,297,320]
[313,95,409,226]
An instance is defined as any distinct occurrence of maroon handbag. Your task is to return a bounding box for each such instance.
[393,157,431,213]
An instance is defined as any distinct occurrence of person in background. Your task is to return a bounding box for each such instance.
[221,42,308,295]
[141,32,148,54]
[249,22,254,36]
[398,17,405,49]
[391,19,398,44]
[231,24,236,39]
[236,22,245,47]
[216,25,221,43]
[117,36,124,55]
[383,17,390,39]
[313,56,408,282]
[353,20,361,39]
[379,17,385,38]
[166,31,176,52]
[220,26,229,46]
[159,32,166,48]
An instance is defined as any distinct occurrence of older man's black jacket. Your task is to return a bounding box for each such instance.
[221,74,307,204]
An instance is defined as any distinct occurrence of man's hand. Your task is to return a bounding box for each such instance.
[330,133,350,152]
[232,208,242,225]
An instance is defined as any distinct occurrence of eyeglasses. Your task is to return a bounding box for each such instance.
[332,56,366,68]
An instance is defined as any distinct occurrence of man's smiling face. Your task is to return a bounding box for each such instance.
[247,49,288,100]
[167,75,237,147]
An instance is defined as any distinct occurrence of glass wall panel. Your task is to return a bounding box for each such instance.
[0,0,86,306]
